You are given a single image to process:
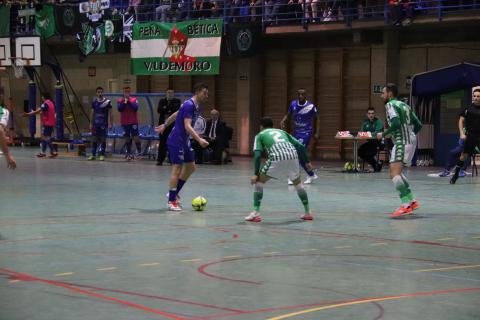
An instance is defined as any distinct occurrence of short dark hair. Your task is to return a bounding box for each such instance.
[473,88,480,94]
[193,82,208,93]
[384,83,398,97]
[166,87,174,91]
[260,117,274,129]
[42,92,51,100]
[367,107,375,112]
[96,86,103,91]
[123,86,131,90]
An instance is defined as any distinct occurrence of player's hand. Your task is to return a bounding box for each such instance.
[6,154,16,169]
[376,132,383,140]
[460,133,467,141]
[280,121,286,130]
[155,124,166,134]
[199,138,209,148]
[250,175,258,185]
[22,112,28,117]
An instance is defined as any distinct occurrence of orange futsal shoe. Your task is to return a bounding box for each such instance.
[389,206,413,219]
[409,201,420,211]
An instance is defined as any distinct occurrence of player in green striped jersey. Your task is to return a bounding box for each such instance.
[377,84,422,218]
[245,117,313,222]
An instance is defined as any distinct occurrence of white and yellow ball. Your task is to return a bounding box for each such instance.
[191,196,207,211]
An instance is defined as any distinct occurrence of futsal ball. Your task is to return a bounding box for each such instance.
[344,162,353,171]
[192,196,207,211]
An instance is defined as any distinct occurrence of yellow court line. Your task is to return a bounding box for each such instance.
[263,252,280,255]
[181,259,201,262]
[8,280,20,283]
[415,264,480,272]
[334,246,352,249]
[435,238,456,241]
[55,272,74,276]
[223,255,241,259]
[139,263,160,267]
[471,236,480,239]
[370,243,388,246]
[96,267,117,271]
[267,296,409,320]
[300,249,318,252]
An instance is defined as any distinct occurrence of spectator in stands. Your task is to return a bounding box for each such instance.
[127,0,141,21]
[117,86,141,161]
[250,0,263,21]
[358,107,384,172]
[192,0,216,18]
[272,0,288,22]
[286,0,302,23]
[388,0,413,26]
[299,0,318,22]
[264,0,274,21]
[204,109,230,164]
[156,88,181,166]
[156,0,172,21]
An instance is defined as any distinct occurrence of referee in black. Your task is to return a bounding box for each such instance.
[156,88,181,165]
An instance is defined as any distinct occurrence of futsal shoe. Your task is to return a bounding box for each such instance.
[287,179,293,185]
[438,169,450,177]
[167,201,182,211]
[389,206,413,219]
[304,174,318,184]
[450,171,460,184]
[99,155,105,161]
[49,152,58,158]
[300,213,314,221]
[165,193,182,206]
[87,155,96,161]
[36,153,46,158]
[245,212,262,222]
[409,201,420,211]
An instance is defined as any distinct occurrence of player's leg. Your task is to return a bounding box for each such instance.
[451,135,478,184]
[296,133,317,183]
[89,134,99,160]
[174,144,197,199]
[166,143,184,210]
[98,129,107,160]
[123,125,133,159]
[245,172,269,222]
[246,159,274,221]
[38,127,47,157]
[389,144,416,218]
[290,159,313,220]
[132,124,142,155]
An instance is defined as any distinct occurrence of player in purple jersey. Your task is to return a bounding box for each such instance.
[280,88,319,184]
[156,83,210,211]
[88,87,113,161]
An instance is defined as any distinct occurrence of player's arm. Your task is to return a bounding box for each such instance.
[23,107,42,116]
[155,111,179,134]
[280,112,290,130]
[185,118,209,147]
[89,108,94,130]
[117,99,126,112]
[374,118,384,134]
[458,114,466,140]
[378,117,400,139]
[127,98,139,111]
[410,111,423,134]
[253,150,262,176]
[0,124,16,169]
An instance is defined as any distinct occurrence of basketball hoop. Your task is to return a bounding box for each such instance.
[10,57,32,79]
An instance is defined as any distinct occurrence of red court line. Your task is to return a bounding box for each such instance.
[260,227,480,251]
[0,268,185,320]
[197,253,467,285]
[190,287,480,320]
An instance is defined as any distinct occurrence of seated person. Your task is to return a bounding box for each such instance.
[358,107,384,172]
[204,109,229,165]
[191,114,206,164]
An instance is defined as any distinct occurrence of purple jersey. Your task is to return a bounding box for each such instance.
[92,98,112,127]
[168,98,199,146]
[288,100,317,134]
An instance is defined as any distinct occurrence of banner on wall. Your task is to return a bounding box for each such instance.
[131,19,223,75]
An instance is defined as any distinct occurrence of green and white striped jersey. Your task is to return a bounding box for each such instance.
[385,99,419,145]
[253,128,299,161]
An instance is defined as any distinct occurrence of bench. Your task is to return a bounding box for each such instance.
[52,141,86,156]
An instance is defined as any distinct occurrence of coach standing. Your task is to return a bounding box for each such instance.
[157,88,181,166]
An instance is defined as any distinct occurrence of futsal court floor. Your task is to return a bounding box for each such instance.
[1,148,479,320]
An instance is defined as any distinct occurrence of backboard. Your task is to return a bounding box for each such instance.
[15,36,42,67]
[0,38,12,67]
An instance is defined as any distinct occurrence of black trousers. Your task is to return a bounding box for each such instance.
[156,125,173,164]
[358,140,381,167]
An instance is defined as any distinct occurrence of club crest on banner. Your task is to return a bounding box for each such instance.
[79,0,110,22]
